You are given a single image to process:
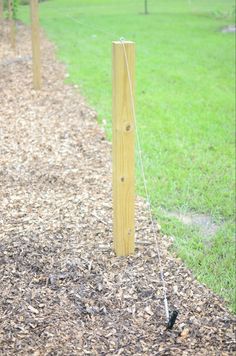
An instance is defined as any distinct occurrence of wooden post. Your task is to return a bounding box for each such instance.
[8,0,15,49]
[30,0,41,90]
[112,41,135,256]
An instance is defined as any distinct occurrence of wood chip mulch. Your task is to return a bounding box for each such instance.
[0,22,235,355]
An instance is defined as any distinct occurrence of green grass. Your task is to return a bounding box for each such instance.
[18,0,235,312]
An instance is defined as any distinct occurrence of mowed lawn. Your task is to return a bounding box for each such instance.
[18,0,235,311]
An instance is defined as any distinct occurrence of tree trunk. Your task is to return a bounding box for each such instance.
[144,0,148,15]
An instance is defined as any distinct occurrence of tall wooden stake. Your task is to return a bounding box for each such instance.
[8,0,15,49]
[30,0,41,89]
[112,41,135,256]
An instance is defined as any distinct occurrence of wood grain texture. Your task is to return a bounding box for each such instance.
[30,0,41,89]
[112,41,135,256]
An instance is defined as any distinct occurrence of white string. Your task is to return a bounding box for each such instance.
[43,8,171,322]
[120,39,170,322]
[65,13,121,40]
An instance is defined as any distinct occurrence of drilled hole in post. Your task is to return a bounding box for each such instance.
[126,124,131,131]
[121,177,125,182]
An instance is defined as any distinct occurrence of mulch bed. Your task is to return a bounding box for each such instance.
[0,22,235,355]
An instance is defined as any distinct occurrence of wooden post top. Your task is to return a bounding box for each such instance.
[112,40,135,45]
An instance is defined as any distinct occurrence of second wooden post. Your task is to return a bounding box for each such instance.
[30,0,41,89]
[112,41,135,256]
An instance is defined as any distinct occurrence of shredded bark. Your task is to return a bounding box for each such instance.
[0,22,235,355]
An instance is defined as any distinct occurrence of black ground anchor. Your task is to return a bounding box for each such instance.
[166,310,179,330]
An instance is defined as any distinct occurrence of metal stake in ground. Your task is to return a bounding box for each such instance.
[8,0,15,50]
[30,0,41,90]
[112,41,135,256]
